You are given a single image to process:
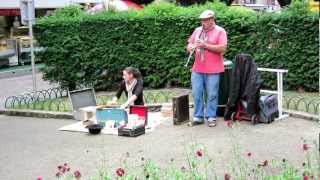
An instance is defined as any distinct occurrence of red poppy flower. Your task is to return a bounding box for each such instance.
[74,170,81,179]
[196,150,203,157]
[226,121,233,128]
[224,173,230,180]
[116,168,125,177]
[56,172,62,178]
[303,176,309,180]
[303,144,309,151]
[36,176,42,180]
[61,166,66,173]
[247,152,252,157]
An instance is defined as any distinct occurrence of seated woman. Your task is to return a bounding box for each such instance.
[109,67,144,109]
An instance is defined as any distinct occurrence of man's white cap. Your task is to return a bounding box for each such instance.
[199,10,215,19]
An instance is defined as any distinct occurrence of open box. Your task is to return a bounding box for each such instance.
[129,105,148,126]
[118,105,148,137]
[96,108,128,127]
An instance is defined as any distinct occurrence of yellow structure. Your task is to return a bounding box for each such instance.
[309,0,319,12]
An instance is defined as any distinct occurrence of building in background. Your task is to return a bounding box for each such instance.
[0,0,142,66]
[309,0,319,12]
[230,0,282,12]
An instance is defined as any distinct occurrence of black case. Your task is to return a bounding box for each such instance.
[172,94,190,125]
[118,125,145,137]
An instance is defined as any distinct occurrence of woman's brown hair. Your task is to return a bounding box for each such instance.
[124,67,142,79]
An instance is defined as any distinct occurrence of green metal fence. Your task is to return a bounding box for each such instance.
[4,88,319,115]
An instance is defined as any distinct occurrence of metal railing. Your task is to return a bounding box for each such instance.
[4,87,319,116]
[4,88,190,112]
[4,87,68,111]
[283,95,320,115]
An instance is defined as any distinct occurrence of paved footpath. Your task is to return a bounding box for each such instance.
[0,73,56,110]
[0,115,318,180]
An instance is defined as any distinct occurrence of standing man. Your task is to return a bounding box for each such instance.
[187,10,228,127]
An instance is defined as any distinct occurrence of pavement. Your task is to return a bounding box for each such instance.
[0,67,318,179]
[0,115,318,180]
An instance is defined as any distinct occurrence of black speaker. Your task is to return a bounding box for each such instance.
[172,94,189,125]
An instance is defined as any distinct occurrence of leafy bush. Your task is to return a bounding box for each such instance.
[50,5,85,18]
[34,2,319,91]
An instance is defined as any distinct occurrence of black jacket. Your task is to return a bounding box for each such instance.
[224,54,261,119]
[116,79,144,105]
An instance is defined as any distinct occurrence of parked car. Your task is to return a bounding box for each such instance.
[0,39,18,67]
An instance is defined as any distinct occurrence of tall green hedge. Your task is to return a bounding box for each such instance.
[34,1,319,91]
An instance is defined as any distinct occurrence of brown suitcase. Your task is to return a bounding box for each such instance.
[172,94,189,125]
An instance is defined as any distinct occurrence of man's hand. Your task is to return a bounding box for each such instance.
[187,44,196,53]
[195,39,207,49]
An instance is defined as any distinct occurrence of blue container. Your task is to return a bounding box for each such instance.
[96,108,128,126]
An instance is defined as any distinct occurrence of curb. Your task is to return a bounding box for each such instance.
[0,104,164,120]
[283,109,319,121]
[1,109,74,119]
[0,108,318,122]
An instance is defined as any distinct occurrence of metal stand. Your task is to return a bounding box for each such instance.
[258,68,289,120]
[29,23,36,90]
[21,0,36,91]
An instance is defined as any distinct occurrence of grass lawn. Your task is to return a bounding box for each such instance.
[283,91,319,114]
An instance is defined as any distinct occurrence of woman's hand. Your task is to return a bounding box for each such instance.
[120,103,128,109]
[120,95,137,109]
[107,97,118,105]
